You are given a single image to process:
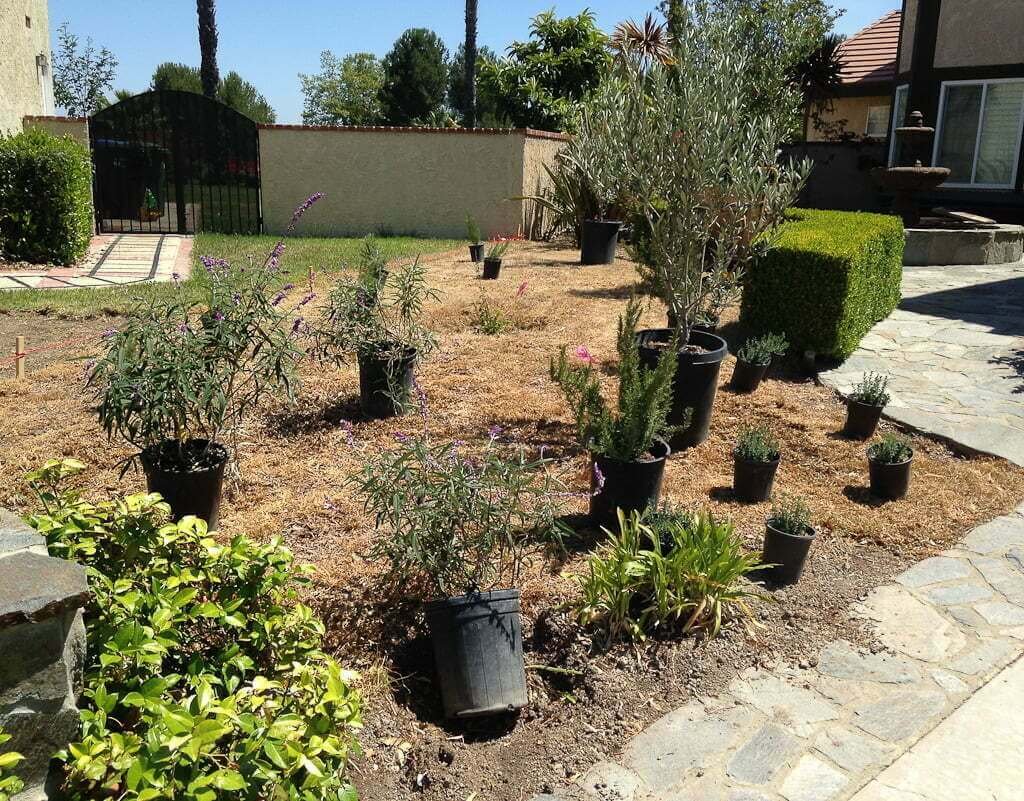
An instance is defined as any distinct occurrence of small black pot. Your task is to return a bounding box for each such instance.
[357,346,416,419]
[733,453,780,503]
[731,358,769,394]
[761,522,816,586]
[580,219,622,265]
[141,439,228,529]
[425,589,528,718]
[637,329,729,451]
[589,439,670,529]
[482,257,502,279]
[469,243,485,262]
[869,454,913,500]
[845,400,884,439]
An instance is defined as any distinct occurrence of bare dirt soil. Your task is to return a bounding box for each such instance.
[2,242,1023,801]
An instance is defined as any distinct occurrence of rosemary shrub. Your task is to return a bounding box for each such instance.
[735,423,781,463]
[737,332,789,366]
[466,213,482,244]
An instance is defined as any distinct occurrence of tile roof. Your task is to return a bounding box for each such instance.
[836,10,902,86]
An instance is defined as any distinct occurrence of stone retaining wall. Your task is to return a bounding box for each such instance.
[0,510,88,801]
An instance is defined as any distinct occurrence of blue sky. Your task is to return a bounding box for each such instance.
[50,0,900,123]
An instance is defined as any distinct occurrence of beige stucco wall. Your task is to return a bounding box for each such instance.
[258,127,564,238]
[899,0,918,74]
[22,115,89,147]
[807,95,892,142]
[935,0,1024,68]
[520,134,567,238]
[0,0,53,134]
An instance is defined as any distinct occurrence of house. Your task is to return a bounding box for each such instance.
[807,11,901,143]
[893,0,1024,219]
[0,0,54,133]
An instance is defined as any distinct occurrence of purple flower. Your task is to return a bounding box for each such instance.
[298,292,316,307]
[171,272,181,283]
[177,322,190,334]
[592,462,606,493]
[101,328,117,339]
[199,255,229,274]
[286,192,325,232]
[575,345,596,365]
[516,281,528,298]
[271,291,286,307]
[212,310,225,322]
[339,420,355,445]
[291,318,303,334]
[488,425,503,441]
[394,432,410,443]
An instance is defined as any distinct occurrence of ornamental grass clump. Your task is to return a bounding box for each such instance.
[577,509,762,642]
[737,333,789,367]
[735,423,781,463]
[26,459,362,801]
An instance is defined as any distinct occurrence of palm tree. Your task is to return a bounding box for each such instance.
[197,0,219,100]
[464,0,478,128]
[795,33,846,143]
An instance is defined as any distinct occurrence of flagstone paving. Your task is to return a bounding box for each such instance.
[820,260,1024,466]
[0,234,191,291]
[535,506,1024,801]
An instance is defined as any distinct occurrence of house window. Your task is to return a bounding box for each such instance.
[866,105,890,138]
[934,79,1024,188]
[889,85,909,165]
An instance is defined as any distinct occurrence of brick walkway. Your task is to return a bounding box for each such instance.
[0,234,192,291]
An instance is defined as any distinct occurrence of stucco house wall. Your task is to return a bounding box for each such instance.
[0,0,54,134]
[22,115,89,147]
[807,95,893,143]
[933,0,1024,69]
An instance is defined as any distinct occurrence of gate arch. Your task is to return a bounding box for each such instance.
[89,90,261,234]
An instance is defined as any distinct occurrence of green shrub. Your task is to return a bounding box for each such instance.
[768,494,813,536]
[0,731,24,801]
[26,459,362,801]
[0,128,93,266]
[735,423,781,463]
[737,332,788,366]
[868,433,913,464]
[577,509,762,642]
[850,371,891,407]
[740,209,904,359]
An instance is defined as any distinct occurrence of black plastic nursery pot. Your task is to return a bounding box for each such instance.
[869,454,913,501]
[731,358,769,394]
[141,439,228,529]
[580,219,622,265]
[637,329,729,451]
[425,589,528,719]
[761,522,816,586]
[357,346,417,419]
[844,400,884,439]
[469,243,485,263]
[589,439,670,528]
[482,257,502,279]
[733,454,780,504]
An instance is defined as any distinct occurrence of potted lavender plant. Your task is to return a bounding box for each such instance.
[845,372,890,439]
[867,433,913,500]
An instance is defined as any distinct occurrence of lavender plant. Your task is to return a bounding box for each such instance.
[868,433,913,464]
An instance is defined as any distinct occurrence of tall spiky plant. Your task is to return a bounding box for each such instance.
[197,0,219,99]
[464,0,479,128]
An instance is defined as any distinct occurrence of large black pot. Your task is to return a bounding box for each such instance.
[733,454,780,503]
[761,522,816,586]
[469,243,485,263]
[589,439,670,529]
[731,358,769,394]
[141,439,228,529]
[358,346,416,419]
[425,589,528,718]
[580,219,622,265]
[869,454,913,500]
[482,257,502,279]
[637,329,729,451]
[844,400,884,439]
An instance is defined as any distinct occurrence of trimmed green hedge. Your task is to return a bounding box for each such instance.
[0,128,93,266]
[740,209,904,359]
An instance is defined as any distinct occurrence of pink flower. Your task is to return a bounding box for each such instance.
[575,345,597,365]
[592,462,606,492]
[516,281,528,298]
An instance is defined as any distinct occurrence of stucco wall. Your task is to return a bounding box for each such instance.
[899,0,918,74]
[0,0,53,134]
[258,126,565,239]
[807,95,892,142]
[934,0,1024,68]
[22,115,90,147]
[520,133,567,238]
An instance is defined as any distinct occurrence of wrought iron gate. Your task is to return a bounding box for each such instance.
[89,90,261,234]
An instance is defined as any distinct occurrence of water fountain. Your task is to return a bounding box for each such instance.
[873,111,951,228]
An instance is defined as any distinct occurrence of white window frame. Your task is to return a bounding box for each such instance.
[889,84,909,165]
[865,105,891,138]
[932,77,1024,190]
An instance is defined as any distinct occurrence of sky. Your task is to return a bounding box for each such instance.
[50,0,901,124]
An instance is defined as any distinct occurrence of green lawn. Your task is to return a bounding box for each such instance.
[0,234,460,318]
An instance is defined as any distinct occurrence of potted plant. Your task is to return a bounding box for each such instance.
[761,495,816,586]
[867,433,913,500]
[88,233,304,528]
[351,432,564,718]
[482,238,513,280]
[313,236,438,418]
[466,213,485,263]
[550,298,679,528]
[732,332,789,393]
[845,372,890,439]
[733,423,781,503]
[140,188,161,221]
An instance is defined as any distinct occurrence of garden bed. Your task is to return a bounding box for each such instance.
[2,241,1023,801]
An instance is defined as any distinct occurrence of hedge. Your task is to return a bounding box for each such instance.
[740,209,904,359]
[0,128,93,266]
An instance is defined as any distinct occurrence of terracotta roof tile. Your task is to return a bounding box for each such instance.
[836,10,901,86]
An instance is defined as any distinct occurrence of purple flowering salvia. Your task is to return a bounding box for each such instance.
[488,425,503,441]
[339,420,355,446]
[212,310,225,322]
[101,328,117,339]
[271,291,286,307]
[177,323,189,334]
[394,432,410,443]
[298,292,316,307]
[592,462,606,493]
[291,318,304,335]
[286,192,325,232]
[200,255,229,274]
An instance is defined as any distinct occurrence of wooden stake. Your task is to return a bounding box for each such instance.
[14,336,25,380]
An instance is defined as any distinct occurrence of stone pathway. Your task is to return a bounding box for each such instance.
[821,260,1024,466]
[0,234,192,291]
[536,508,1024,801]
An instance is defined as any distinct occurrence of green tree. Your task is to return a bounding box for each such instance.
[149,62,276,123]
[52,21,118,116]
[299,51,384,125]
[478,10,610,131]
[448,44,499,126]
[379,28,449,125]
[464,0,479,127]
[197,0,219,99]
[152,62,203,93]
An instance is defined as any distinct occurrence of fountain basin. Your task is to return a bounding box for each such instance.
[875,166,951,193]
[904,224,1024,266]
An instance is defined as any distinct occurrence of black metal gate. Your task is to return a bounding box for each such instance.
[89,90,261,234]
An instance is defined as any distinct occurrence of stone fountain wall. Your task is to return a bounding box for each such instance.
[0,509,88,801]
